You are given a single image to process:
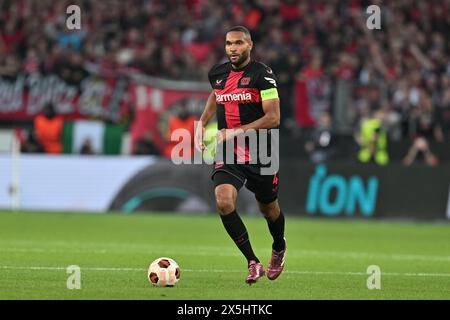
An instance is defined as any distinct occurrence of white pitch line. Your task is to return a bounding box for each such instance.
[2,246,450,263]
[1,265,450,278]
[2,239,450,262]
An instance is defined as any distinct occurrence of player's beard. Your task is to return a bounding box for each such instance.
[229,50,249,68]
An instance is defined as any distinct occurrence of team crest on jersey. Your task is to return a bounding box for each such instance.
[240,77,251,85]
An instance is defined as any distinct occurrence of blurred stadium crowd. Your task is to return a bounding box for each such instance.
[1,0,449,164]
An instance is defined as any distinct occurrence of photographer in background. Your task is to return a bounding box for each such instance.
[403,91,442,166]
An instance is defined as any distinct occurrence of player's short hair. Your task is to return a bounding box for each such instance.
[226,26,252,40]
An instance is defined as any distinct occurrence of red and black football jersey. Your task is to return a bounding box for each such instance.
[208,60,280,165]
[208,60,279,130]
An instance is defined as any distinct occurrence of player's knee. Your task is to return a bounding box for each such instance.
[260,206,276,219]
[215,184,237,215]
[259,206,271,218]
[215,196,235,215]
[258,201,280,221]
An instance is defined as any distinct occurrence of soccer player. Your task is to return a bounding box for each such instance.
[195,26,286,284]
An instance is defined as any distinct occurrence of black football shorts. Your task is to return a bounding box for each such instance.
[211,163,279,204]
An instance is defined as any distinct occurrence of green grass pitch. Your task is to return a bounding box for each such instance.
[0,211,449,299]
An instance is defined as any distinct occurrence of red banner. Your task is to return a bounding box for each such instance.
[0,72,129,122]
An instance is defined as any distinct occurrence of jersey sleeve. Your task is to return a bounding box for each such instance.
[207,68,214,88]
[255,66,279,101]
[208,64,220,89]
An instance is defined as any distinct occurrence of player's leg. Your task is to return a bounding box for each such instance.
[257,198,287,280]
[257,199,286,252]
[245,169,286,280]
[212,170,264,283]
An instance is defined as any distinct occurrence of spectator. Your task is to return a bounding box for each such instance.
[80,138,95,155]
[408,91,443,143]
[164,103,197,159]
[33,103,64,154]
[304,112,336,163]
[134,131,161,156]
[20,129,44,153]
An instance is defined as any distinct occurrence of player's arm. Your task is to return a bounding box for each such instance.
[240,97,280,132]
[218,97,279,143]
[199,91,217,127]
[195,91,216,151]
[243,67,281,131]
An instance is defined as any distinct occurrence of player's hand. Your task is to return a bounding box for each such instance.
[194,123,206,152]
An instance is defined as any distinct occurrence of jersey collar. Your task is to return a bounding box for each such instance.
[229,59,253,72]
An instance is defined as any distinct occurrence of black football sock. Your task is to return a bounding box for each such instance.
[266,211,286,252]
[220,211,259,264]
